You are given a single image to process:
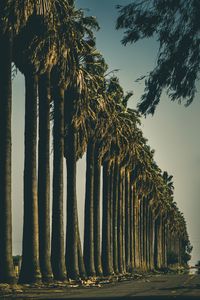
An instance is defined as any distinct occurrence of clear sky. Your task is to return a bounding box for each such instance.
[12,0,200,265]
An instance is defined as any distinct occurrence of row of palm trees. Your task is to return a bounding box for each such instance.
[0,0,191,284]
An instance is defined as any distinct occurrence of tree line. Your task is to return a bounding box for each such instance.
[0,0,191,284]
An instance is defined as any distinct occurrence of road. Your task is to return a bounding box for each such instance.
[5,272,200,299]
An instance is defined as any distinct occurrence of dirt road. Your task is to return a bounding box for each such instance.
[3,273,200,299]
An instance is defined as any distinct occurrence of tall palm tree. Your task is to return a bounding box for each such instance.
[63,8,100,279]
[37,36,59,282]
[83,56,109,277]
[13,2,67,283]
[0,0,38,284]
[13,15,43,284]
[49,1,81,282]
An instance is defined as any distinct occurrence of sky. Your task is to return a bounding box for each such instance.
[12,0,200,265]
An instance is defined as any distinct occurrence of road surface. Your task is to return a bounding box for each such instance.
[4,272,200,299]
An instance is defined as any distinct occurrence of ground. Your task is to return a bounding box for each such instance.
[1,271,200,299]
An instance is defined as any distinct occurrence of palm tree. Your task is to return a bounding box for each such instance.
[13,2,67,283]
[83,57,109,278]
[49,1,80,282]
[50,1,95,281]
[13,15,43,282]
[63,8,100,279]
[0,0,38,284]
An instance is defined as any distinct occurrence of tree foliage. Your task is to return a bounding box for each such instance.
[116,0,200,115]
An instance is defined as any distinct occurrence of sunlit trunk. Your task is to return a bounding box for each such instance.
[0,31,15,283]
[84,140,96,276]
[125,169,130,272]
[51,86,66,281]
[122,171,126,272]
[66,131,80,279]
[139,198,144,269]
[102,159,114,275]
[19,73,41,283]
[112,159,119,274]
[146,200,151,271]
[129,182,135,272]
[93,143,103,276]
[154,214,162,269]
[149,205,155,271]
[77,224,86,279]
[162,216,167,269]
[64,89,85,280]
[38,71,53,282]
[142,198,147,270]
[117,168,123,273]
[134,194,140,269]
[110,161,114,272]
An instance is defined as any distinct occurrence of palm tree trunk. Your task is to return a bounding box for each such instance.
[66,131,80,280]
[77,225,86,279]
[19,73,41,283]
[38,71,53,282]
[125,169,130,272]
[160,214,164,269]
[112,159,119,274]
[154,216,159,269]
[118,168,123,274]
[93,143,103,276]
[162,216,167,269]
[122,171,126,272]
[110,161,114,272]
[154,215,162,269]
[129,183,135,273]
[139,198,144,269]
[102,159,113,276]
[134,193,140,269]
[51,86,66,281]
[138,198,142,269]
[0,31,15,283]
[146,203,152,271]
[143,199,148,271]
[83,140,96,277]
[149,208,155,270]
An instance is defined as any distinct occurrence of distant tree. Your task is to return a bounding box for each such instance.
[181,252,191,265]
[116,0,200,115]
[195,260,200,267]
[167,251,178,265]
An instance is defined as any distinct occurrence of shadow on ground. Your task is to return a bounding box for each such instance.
[14,297,200,300]
[159,284,200,290]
